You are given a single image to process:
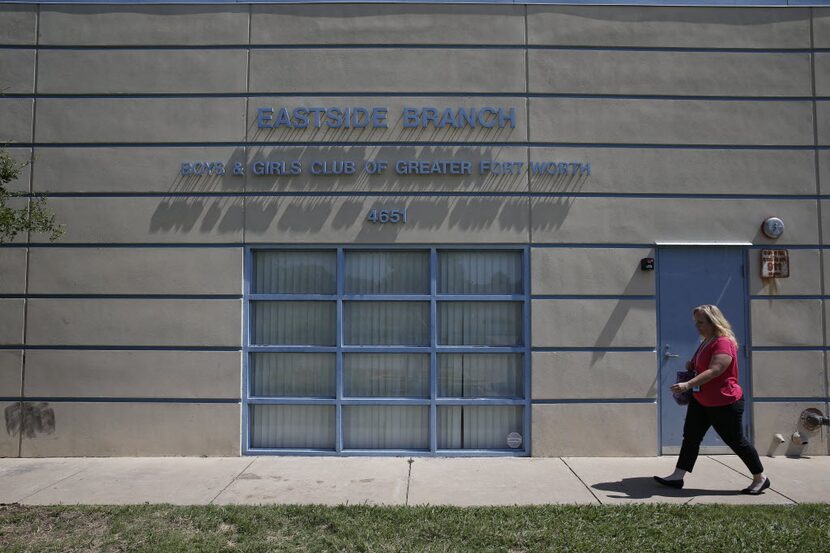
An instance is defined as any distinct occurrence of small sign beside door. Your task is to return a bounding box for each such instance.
[760,249,789,278]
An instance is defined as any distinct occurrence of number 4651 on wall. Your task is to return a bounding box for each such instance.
[367,208,408,224]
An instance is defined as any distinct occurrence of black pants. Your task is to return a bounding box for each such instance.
[677,396,764,475]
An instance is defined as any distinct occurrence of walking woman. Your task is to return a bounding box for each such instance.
[654,304,770,494]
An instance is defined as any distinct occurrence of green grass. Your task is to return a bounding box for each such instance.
[1,504,829,553]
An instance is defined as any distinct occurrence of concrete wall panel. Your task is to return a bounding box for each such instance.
[0,99,33,143]
[35,98,247,144]
[0,5,36,44]
[39,5,250,46]
[30,197,244,244]
[529,50,810,96]
[816,54,830,97]
[0,300,24,346]
[824,251,830,294]
[251,49,525,94]
[821,152,830,196]
[531,198,818,245]
[0,248,26,295]
[247,98,527,144]
[819,101,830,146]
[749,249,822,296]
[529,99,813,146]
[815,8,830,49]
[20,402,240,456]
[753,402,828,457]
[3,147,32,194]
[250,4,525,45]
[37,50,249,94]
[532,299,656,348]
[823,201,830,243]
[0,402,20,457]
[0,50,35,94]
[24,350,241,399]
[246,145,528,194]
[28,247,243,295]
[245,195,530,244]
[531,247,655,295]
[751,350,826,399]
[751,299,824,347]
[532,351,658,399]
[26,299,242,347]
[530,148,815,195]
[532,403,657,456]
[527,7,810,48]
[0,350,22,397]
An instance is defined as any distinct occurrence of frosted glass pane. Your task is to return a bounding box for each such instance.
[438,406,523,450]
[345,250,429,294]
[344,353,429,398]
[438,353,523,398]
[344,302,429,345]
[439,302,522,345]
[343,406,429,450]
[250,405,335,449]
[250,353,335,398]
[252,301,336,345]
[254,250,336,294]
[439,251,522,294]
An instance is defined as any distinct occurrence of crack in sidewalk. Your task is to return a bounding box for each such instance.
[405,458,414,506]
[209,458,258,505]
[707,456,798,504]
[560,457,603,505]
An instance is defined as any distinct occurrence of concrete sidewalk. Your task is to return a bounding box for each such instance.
[1,455,827,506]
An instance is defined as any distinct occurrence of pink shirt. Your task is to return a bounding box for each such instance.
[692,336,742,407]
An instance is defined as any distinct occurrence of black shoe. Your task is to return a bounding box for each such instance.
[741,477,771,495]
[653,476,684,489]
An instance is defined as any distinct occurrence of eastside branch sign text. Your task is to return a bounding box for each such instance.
[180,105,591,177]
[256,105,517,129]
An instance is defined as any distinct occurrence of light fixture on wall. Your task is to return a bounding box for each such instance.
[761,217,785,239]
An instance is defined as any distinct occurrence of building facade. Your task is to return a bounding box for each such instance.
[1,1,828,457]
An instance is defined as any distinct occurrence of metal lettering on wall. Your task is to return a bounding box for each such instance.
[180,105,592,178]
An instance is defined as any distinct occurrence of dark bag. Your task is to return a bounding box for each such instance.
[673,370,695,405]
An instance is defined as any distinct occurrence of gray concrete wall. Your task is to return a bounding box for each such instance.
[1,4,826,458]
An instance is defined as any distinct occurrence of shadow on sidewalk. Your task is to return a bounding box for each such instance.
[592,477,743,500]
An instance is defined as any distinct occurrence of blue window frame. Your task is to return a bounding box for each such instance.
[243,245,531,456]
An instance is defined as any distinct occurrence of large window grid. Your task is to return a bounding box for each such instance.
[243,246,530,456]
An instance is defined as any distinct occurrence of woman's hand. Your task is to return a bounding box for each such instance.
[671,381,691,394]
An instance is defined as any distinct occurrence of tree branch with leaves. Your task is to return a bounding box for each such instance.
[0,146,63,243]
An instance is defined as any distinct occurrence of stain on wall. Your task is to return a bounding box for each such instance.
[4,402,56,438]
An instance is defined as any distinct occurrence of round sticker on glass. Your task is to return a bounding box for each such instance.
[506,432,523,449]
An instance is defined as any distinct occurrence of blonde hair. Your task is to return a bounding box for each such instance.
[693,304,737,345]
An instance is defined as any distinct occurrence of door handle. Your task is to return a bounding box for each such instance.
[663,345,680,359]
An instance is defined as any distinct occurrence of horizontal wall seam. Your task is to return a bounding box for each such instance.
[532,347,655,352]
[752,346,830,351]
[1,44,827,54]
[532,398,657,404]
[14,143,829,150]
[752,397,830,402]
[4,93,829,100]
[0,397,241,403]
[9,192,829,200]
[531,295,655,300]
[4,243,829,249]
[750,295,830,300]
[0,345,242,351]
[0,294,242,300]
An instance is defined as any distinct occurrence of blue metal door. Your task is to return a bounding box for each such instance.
[657,247,749,454]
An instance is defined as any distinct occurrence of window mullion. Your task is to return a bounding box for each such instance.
[430,248,438,454]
